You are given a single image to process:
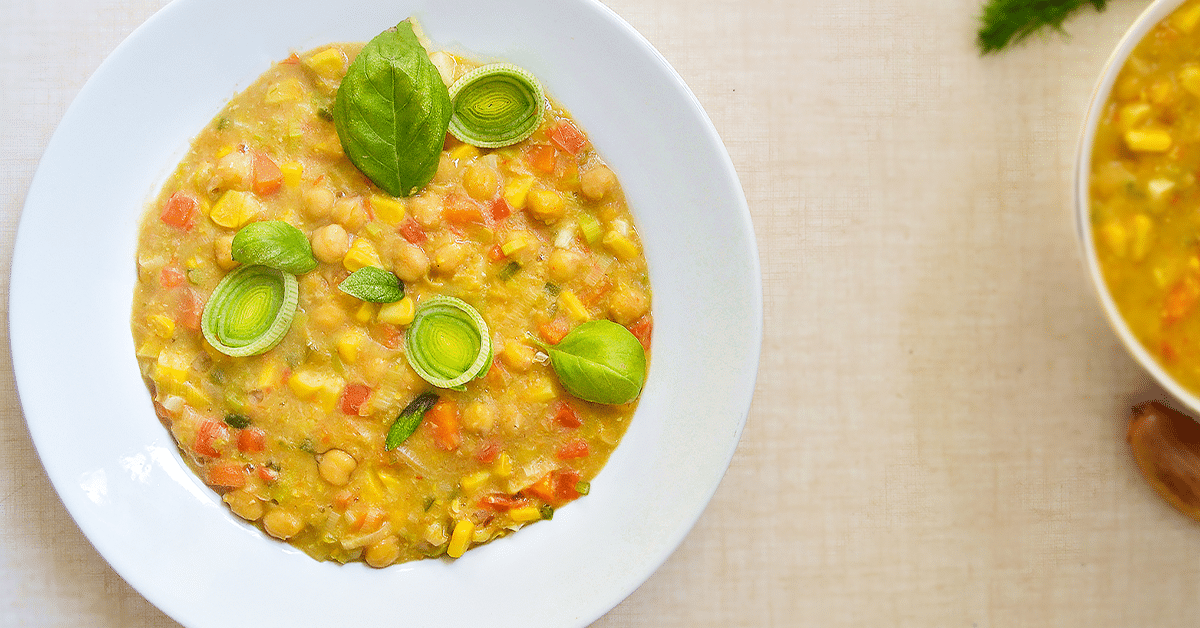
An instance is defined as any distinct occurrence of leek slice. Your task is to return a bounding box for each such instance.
[201,265,298,357]
[448,63,545,148]
[405,296,492,389]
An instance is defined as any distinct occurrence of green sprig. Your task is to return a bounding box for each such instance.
[977,0,1109,55]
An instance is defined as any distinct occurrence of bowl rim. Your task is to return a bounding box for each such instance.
[1075,0,1200,412]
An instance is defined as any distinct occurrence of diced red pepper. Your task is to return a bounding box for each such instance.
[195,420,229,458]
[425,399,461,451]
[206,462,246,488]
[374,323,403,350]
[538,316,571,344]
[257,466,279,483]
[159,266,185,288]
[340,383,371,415]
[475,440,502,464]
[628,314,653,352]
[523,468,583,505]
[238,427,266,453]
[549,120,588,155]
[488,244,506,261]
[524,144,557,173]
[253,153,283,195]
[490,198,512,222]
[552,401,583,428]
[443,193,484,224]
[556,439,589,460]
[398,218,428,244]
[479,493,525,511]
[177,288,204,331]
[160,191,197,230]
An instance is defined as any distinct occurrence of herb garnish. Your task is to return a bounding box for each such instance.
[977,0,1108,54]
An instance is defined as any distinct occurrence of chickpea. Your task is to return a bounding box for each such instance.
[547,249,584,283]
[333,196,369,231]
[214,148,253,190]
[213,233,239,270]
[433,153,458,184]
[462,162,499,200]
[310,302,347,330]
[409,192,443,228]
[462,399,496,434]
[389,241,430,283]
[580,165,617,201]
[609,283,650,325]
[223,489,264,521]
[263,507,305,540]
[318,449,357,486]
[432,240,469,275]
[365,535,402,568]
[303,185,336,219]
[310,224,350,264]
[526,188,566,223]
[501,339,535,372]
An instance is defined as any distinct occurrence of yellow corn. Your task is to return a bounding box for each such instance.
[343,238,382,271]
[264,77,304,104]
[1130,214,1154,262]
[493,452,513,478]
[461,471,491,493]
[523,377,557,403]
[1100,220,1128,258]
[377,470,404,499]
[281,161,303,188]
[354,302,377,324]
[558,290,590,321]
[336,330,366,364]
[1147,177,1176,202]
[450,144,480,162]
[257,358,282,389]
[214,145,233,160]
[1124,128,1172,153]
[1119,102,1153,131]
[377,296,415,326]
[370,195,405,224]
[503,175,536,210]
[288,369,326,399]
[136,338,164,359]
[359,470,385,504]
[147,314,175,338]
[1172,2,1200,33]
[1181,65,1200,97]
[447,519,475,558]
[154,347,191,384]
[603,231,640,260]
[210,190,259,229]
[303,47,347,81]
[508,505,542,523]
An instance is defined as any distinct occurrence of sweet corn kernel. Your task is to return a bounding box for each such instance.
[493,452,513,478]
[508,505,542,523]
[524,377,557,403]
[377,296,415,326]
[155,347,191,384]
[450,143,481,162]
[343,238,382,271]
[1130,214,1154,262]
[258,358,283,389]
[1119,102,1153,131]
[603,231,640,260]
[1172,2,1200,33]
[370,195,405,224]
[336,330,366,364]
[210,190,259,229]
[447,519,475,558]
[460,471,491,493]
[558,290,590,321]
[214,145,234,160]
[1124,128,1172,153]
[1181,65,1200,97]
[503,175,536,210]
[137,338,164,358]
[1100,220,1128,258]
[288,369,326,399]
[281,161,303,188]
[354,302,378,324]
[264,77,304,104]
[148,314,176,338]
[1147,177,1177,202]
[303,47,347,81]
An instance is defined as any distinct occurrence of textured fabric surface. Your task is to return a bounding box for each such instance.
[3,0,1193,625]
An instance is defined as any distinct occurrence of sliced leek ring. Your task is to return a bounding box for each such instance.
[405,296,492,389]
[448,63,545,148]
[201,265,298,357]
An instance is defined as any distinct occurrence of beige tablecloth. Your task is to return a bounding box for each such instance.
[4,0,1191,625]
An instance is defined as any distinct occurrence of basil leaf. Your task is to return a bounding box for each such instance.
[231,221,317,274]
[339,266,404,302]
[546,320,646,405]
[386,391,439,450]
[334,21,451,197]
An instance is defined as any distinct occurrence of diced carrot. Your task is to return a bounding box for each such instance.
[556,439,589,460]
[1164,278,1200,325]
[195,420,229,458]
[522,475,557,503]
[398,218,428,244]
[332,489,356,510]
[257,466,279,483]
[238,427,266,453]
[538,316,571,344]
[552,401,583,428]
[425,399,461,451]
[281,52,301,65]
[553,468,582,501]
[206,462,246,488]
[490,198,512,222]
[628,314,653,352]
[485,360,508,387]
[487,244,506,261]
[159,266,185,288]
[253,153,283,195]
[474,440,501,464]
[549,120,588,155]
[443,193,484,224]
[160,191,197,230]
[177,288,204,331]
[340,383,371,415]
[374,323,403,350]
[524,144,557,173]
[479,493,525,511]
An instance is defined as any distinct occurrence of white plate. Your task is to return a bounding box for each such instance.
[10,0,762,626]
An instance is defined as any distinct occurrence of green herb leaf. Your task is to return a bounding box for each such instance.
[338,266,405,302]
[201,265,298,357]
[544,320,646,405]
[386,391,439,450]
[334,20,452,197]
[224,414,251,429]
[231,221,318,274]
[405,296,493,390]
[448,63,545,148]
[977,0,1107,55]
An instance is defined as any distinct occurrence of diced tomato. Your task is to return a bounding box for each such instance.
[524,144,557,173]
[549,120,588,155]
[485,360,508,387]
[425,399,461,451]
[523,468,583,505]
[177,288,204,331]
[443,193,484,224]
[490,198,512,222]
[340,383,371,415]
[206,462,246,488]
[398,218,428,244]
[556,439,589,460]
[159,266,185,288]
[374,323,403,350]
[238,427,266,453]
[523,475,556,503]
[281,52,301,65]
[475,440,501,464]
[552,401,583,429]
[253,153,283,195]
[538,316,571,344]
[257,466,279,483]
[479,493,525,511]
[488,244,506,261]
[628,314,653,352]
[194,420,229,458]
[1164,278,1200,325]
[160,191,197,230]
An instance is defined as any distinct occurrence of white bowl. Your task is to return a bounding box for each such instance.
[1076,0,1200,412]
[9,0,762,626]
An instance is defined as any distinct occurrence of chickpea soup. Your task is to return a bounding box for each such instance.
[130,22,651,567]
